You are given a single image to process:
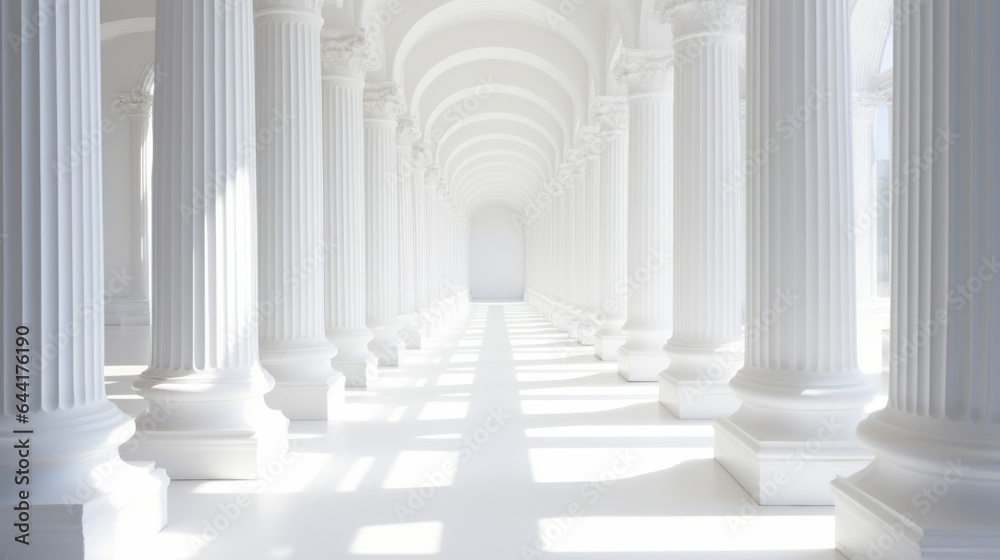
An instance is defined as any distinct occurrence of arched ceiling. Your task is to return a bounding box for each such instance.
[357,0,646,220]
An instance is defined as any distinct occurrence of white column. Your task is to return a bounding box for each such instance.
[834,2,1000,557]
[440,192,459,316]
[851,92,881,303]
[422,166,443,334]
[364,82,407,366]
[566,155,588,339]
[108,92,154,327]
[591,97,629,360]
[0,1,168,556]
[254,0,344,420]
[555,165,579,332]
[853,91,891,375]
[574,127,602,345]
[321,28,379,387]
[127,0,289,480]
[714,0,875,506]
[396,117,422,349]
[411,142,431,336]
[552,179,571,326]
[613,50,674,382]
[658,0,745,419]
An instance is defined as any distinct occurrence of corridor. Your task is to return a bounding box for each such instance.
[114,302,841,560]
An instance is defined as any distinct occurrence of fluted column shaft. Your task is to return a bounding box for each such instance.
[592,98,629,360]
[253,0,343,420]
[109,93,154,326]
[582,136,601,321]
[411,144,430,331]
[395,119,421,348]
[574,126,601,346]
[715,0,875,506]
[364,82,406,367]
[852,94,881,302]
[566,166,588,337]
[659,0,745,419]
[0,1,168,554]
[127,0,289,481]
[614,50,674,381]
[422,168,441,333]
[321,29,378,386]
[567,176,578,308]
[834,3,1000,557]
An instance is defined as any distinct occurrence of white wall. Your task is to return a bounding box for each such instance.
[470,204,525,300]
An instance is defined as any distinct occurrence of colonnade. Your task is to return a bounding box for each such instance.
[525,0,1000,557]
[2,0,999,558]
[0,0,468,555]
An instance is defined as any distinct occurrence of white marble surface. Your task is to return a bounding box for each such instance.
[110,302,852,560]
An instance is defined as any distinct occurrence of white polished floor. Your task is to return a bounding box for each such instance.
[108,302,877,560]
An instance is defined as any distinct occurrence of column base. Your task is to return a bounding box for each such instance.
[0,461,168,560]
[369,337,404,367]
[334,355,379,387]
[616,345,669,382]
[714,413,873,506]
[264,374,346,421]
[659,373,740,419]
[832,464,1000,560]
[659,339,743,419]
[575,326,596,346]
[260,342,343,421]
[123,409,289,480]
[329,327,377,386]
[832,408,1000,560]
[400,323,424,349]
[568,317,582,339]
[554,308,574,331]
[421,320,436,338]
[594,332,626,361]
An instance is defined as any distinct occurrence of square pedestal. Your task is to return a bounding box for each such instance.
[714,416,873,505]
[370,340,404,367]
[335,356,379,387]
[832,464,1000,560]
[264,373,346,421]
[659,372,740,419]
[593,332,626,361]
[617,346,669,382]
[122,412,289,480]
[0,461,168,559]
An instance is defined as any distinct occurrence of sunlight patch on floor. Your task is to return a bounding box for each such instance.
[527,447,714,483]
[524,425,714,438]
[348,521,443,554]
[519,399,648,415]
[383,451,461,489]
[537,515,835,552]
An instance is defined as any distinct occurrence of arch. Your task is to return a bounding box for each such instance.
[410,48,584,122]
[101,17,155,42]
[390,0,599,87]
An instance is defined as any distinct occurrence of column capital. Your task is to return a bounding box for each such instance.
[425,164,441,186]
[396,115,421,146]
[411,141,432,169]
[575,126,601,159]
[613,49,674,95]
[363,82,407,119]
[852,91,889,121]
[591,96,628,134]
[320,27,380,79]
[112,91,153,118]
[655,0,745,35]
